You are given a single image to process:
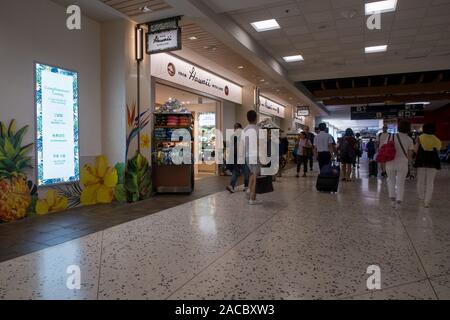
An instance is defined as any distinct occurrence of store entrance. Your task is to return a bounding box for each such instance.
[155,83,220,180]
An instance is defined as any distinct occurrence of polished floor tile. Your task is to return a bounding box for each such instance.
[0,162,448,300]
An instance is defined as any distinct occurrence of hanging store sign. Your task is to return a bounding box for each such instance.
[351,104,425,120]
[259,96,286,118]
[296,106,310,117]
[151,53,242,104]
[146,16,182,54]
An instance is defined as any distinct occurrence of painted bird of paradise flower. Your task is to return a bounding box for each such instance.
[126,102,151,161]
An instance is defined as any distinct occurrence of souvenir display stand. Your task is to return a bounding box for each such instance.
[152,111,195,193]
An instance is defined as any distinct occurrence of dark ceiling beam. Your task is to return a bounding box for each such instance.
[418,73,425,83]
[313,81,450,98]
[321,93,450,105]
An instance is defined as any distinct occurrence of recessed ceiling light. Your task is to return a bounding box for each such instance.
[365,0,397,15]
[251,19,280,32]
[188,36,198,40]
[365,45,388,53]
[237,65,244,69]
[283,55,304,62]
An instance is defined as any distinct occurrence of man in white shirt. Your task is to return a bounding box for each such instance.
[315,123,334,170]
[241,110,260,205]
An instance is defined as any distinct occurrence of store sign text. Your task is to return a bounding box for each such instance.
[259,96,286,118]
[151,53,242,104]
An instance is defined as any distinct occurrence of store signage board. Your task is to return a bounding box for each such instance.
[259,96,286,118]
[151,53,242,104]
[199,113,216,127]
[147,28,181,54]
[296,106,310,117]
[351,104,425,120]
[147,16,182,54]
[35,63,80,186]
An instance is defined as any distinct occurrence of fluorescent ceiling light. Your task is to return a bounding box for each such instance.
[365,45,387,53]
[188,36,198,40]
[283,55,304,62]
[251,19,280,32]
[365,0,398,15]
[406,102,430,105]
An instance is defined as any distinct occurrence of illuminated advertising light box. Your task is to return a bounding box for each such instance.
[35,63,80,186]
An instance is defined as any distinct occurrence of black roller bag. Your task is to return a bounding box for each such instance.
[316,164,340,192]
[256,175,274,194]
[369,160,378,177]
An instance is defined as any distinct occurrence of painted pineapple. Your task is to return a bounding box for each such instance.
[0,120,33,222]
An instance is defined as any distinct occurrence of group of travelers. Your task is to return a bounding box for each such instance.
[225,110,443,209]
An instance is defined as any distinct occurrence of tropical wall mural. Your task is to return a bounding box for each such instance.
[0,100,154,223]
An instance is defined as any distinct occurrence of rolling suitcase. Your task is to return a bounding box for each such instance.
[369,160,378,177]
[316,164,340,193]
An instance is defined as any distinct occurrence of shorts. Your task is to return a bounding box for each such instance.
[247,164,261,176]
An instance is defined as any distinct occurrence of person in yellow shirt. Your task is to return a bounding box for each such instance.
[414,123,442,208]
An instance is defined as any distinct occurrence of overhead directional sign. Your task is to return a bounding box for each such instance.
[351,104,425,120]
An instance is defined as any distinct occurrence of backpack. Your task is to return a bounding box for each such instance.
[341,137,356,159]
[376,134,396,163]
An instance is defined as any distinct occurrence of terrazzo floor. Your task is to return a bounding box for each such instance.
[0,161,449,300]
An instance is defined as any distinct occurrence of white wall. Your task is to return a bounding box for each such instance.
[222,100,236,131]
[0,0,102,179]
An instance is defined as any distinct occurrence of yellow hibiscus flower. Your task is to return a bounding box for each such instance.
[80,155,118,205]
[36,190,68,215]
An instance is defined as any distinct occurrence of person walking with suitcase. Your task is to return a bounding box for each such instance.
[241,110,261,205]
[315,123,335,171]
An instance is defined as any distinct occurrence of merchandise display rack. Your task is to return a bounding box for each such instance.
[152,112,195,193]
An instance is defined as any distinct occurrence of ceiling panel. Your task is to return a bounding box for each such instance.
[180,21,301,107]
[226,0,450,81]
[100,0,171,17]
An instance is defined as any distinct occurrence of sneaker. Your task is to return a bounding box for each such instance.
[246,190,251,199]
[396,200,402,208]
[243,187,248,192]
[226,186,235,193]
[249,199,261,205]
[296,174,300,178]
[302,174,307,177]
[424,202,431,208]
[390,198,397,208]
